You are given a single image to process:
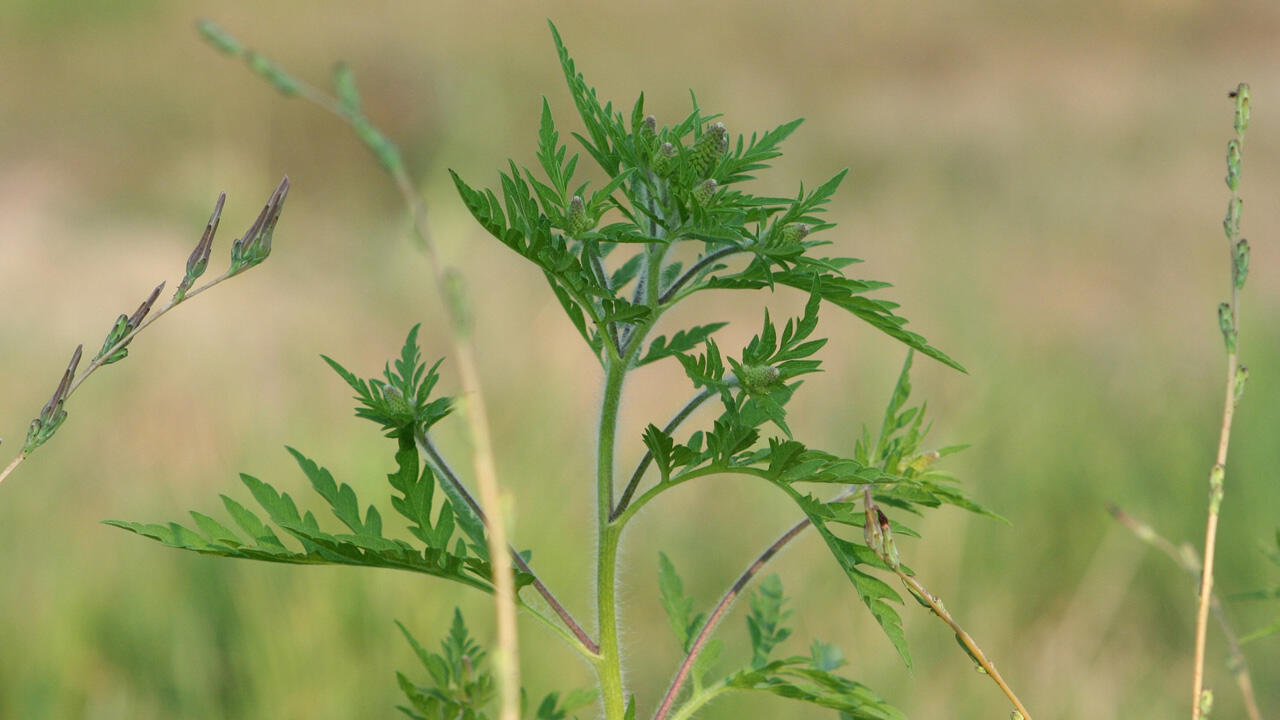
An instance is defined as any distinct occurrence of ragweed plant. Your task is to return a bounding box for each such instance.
[110,20,1032,720]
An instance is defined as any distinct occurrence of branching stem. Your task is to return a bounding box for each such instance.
[418,431,600,656]
[658,247,742,305]
[653,486,858,720]
[611,389,714,520]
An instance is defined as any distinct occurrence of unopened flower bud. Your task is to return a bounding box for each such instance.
[1218,303,1236,353]
[1225,139,1242,192]
[383,385,414,418]
[692,178,718,206]
[1231,83,1250,134]
[1234,238,1249,290]
[908,450,941,472]
[690,122,728,177]
[652,142,676,176]
[566,195,594,235]
[1233,364,1248,406]
[640,114,657,137]
[739,364,781,394]
[779,223,810,244]
[1223,196,1242,239]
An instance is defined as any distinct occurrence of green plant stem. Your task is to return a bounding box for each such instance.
[614,465,781,528]
[658,247,742,305]
[653,488,857,720]
[596,358,629,719]
[418,431,600,657]
[596,522,626,719]
[1109,505,1262,720]
[666,684,730,720]
[611,389,714,519]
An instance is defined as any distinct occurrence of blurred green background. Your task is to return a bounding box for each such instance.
[2,1,1280,718]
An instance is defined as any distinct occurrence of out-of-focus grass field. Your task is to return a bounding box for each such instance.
[3,1,1280,718]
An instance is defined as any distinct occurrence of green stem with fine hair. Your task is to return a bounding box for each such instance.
[595,357,629,719]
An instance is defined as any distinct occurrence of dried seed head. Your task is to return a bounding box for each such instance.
[127,282,165,332]
[231,176,290,273]
[863,501,883,552]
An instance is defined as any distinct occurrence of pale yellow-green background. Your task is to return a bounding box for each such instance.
[2,1,1280,718]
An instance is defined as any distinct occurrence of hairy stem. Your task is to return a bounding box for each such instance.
[596,359,628,719]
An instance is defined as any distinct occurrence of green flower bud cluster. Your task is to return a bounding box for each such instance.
[566,195,595,235]
[778,223,810,245]
[381,385,415,420]
[639,114,657,139]
[692,178,718,206]
[652,141,677,177]
[689,121,728,178]
[738,363,781,394]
